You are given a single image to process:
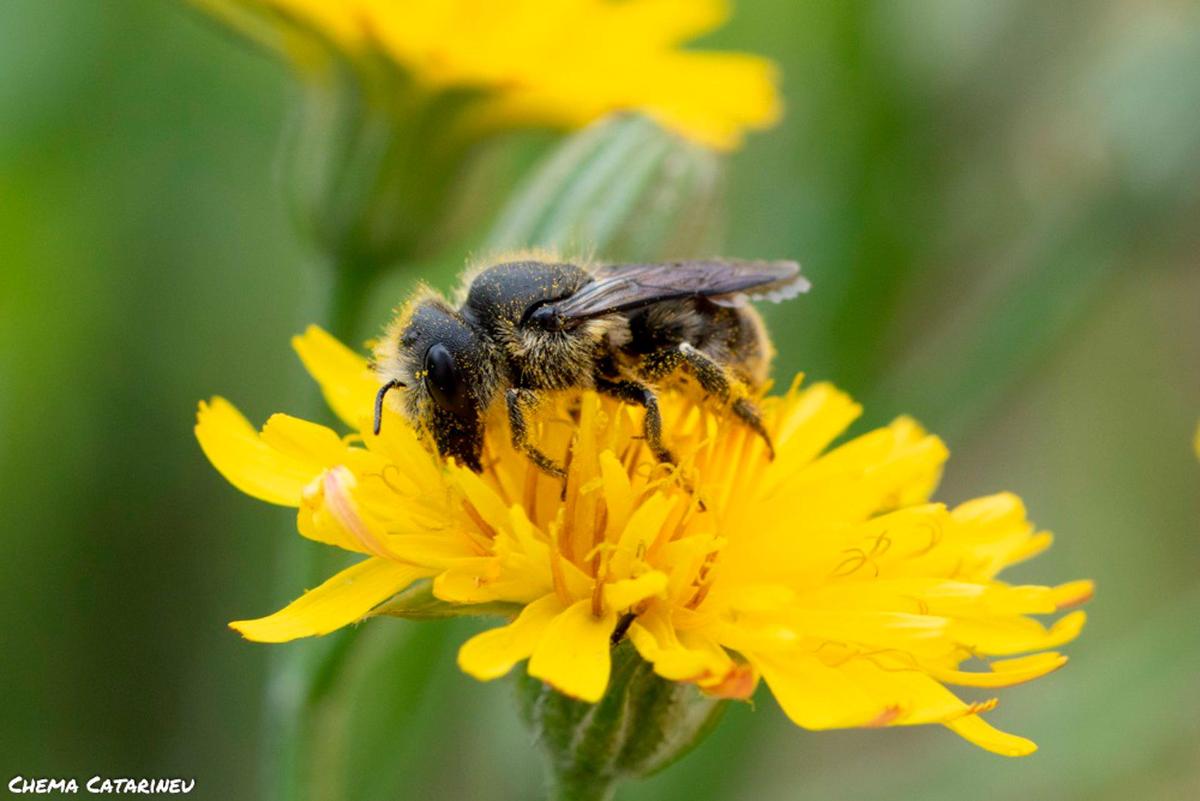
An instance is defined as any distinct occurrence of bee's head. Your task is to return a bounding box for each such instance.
[374,295,498,472]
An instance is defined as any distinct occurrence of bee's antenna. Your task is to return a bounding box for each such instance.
[373,379,406,436]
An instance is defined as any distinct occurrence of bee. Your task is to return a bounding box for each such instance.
[372,256,809,476]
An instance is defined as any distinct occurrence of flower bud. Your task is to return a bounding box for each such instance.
[195,2,483,270]
[516,642,727,801]
[486,114,726,260]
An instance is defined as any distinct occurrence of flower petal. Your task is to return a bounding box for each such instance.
[928,653,1068,688]
[836,657,985,725]
[610,493,674,578]
[767,382,861,478]
[800,578,1070,617]
[453,465,513,530]
[603,570,668,611]
[629,605,733,684]
[777,417,948,522]
[457,594,564,681]
[292,325,377,430]
[945,713,1037,757]
[751,652,883,729]
[260,413,348,464]
[527,599,618,702]
[230,557,431,642]
[700,661,759,700]
[1051,580,1095,609]
[300,467,393,556]
[754,648,996,730]
[598,451,634,536]
[435,555,552,604]
[196,399,333,506]
[948,610,1088,656]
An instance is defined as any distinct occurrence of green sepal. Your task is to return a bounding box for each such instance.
[369,579,522,620]
[517,641,727,801]
[485,114,726,261]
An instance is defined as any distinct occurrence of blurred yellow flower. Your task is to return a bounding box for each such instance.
[196,326,1091,756]
[195,0,781,150]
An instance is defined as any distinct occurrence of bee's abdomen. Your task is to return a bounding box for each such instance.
[624,300,702,354]
[621,299,772,388]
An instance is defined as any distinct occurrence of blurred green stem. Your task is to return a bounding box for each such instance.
[259,76,494,801]
[549,775,617,801]
[326,262,375,345]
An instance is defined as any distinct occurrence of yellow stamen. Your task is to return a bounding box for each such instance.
[547,522,573,607]
[460,500,497,555]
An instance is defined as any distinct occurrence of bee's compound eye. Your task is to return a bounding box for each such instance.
[424,343,472,417]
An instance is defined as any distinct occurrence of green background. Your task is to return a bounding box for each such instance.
[1,1,1198,799]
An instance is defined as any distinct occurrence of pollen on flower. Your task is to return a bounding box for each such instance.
[196,326,1092,756]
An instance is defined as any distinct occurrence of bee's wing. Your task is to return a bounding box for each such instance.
[547,260,809,321]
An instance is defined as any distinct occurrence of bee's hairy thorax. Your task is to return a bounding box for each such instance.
[463,260,604,392]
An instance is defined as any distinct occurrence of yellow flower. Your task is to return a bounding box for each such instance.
[195,0,781,150]
[196,326,1091,756]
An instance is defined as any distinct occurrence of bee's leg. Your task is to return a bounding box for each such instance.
[506,388,566,478]
[593,376,675,466]
[730,398,776,459]
[675,344,776,460]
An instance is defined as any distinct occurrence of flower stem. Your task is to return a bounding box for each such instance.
[326,258,375,343]
[548,773,618,801]
[264,255,380,801]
